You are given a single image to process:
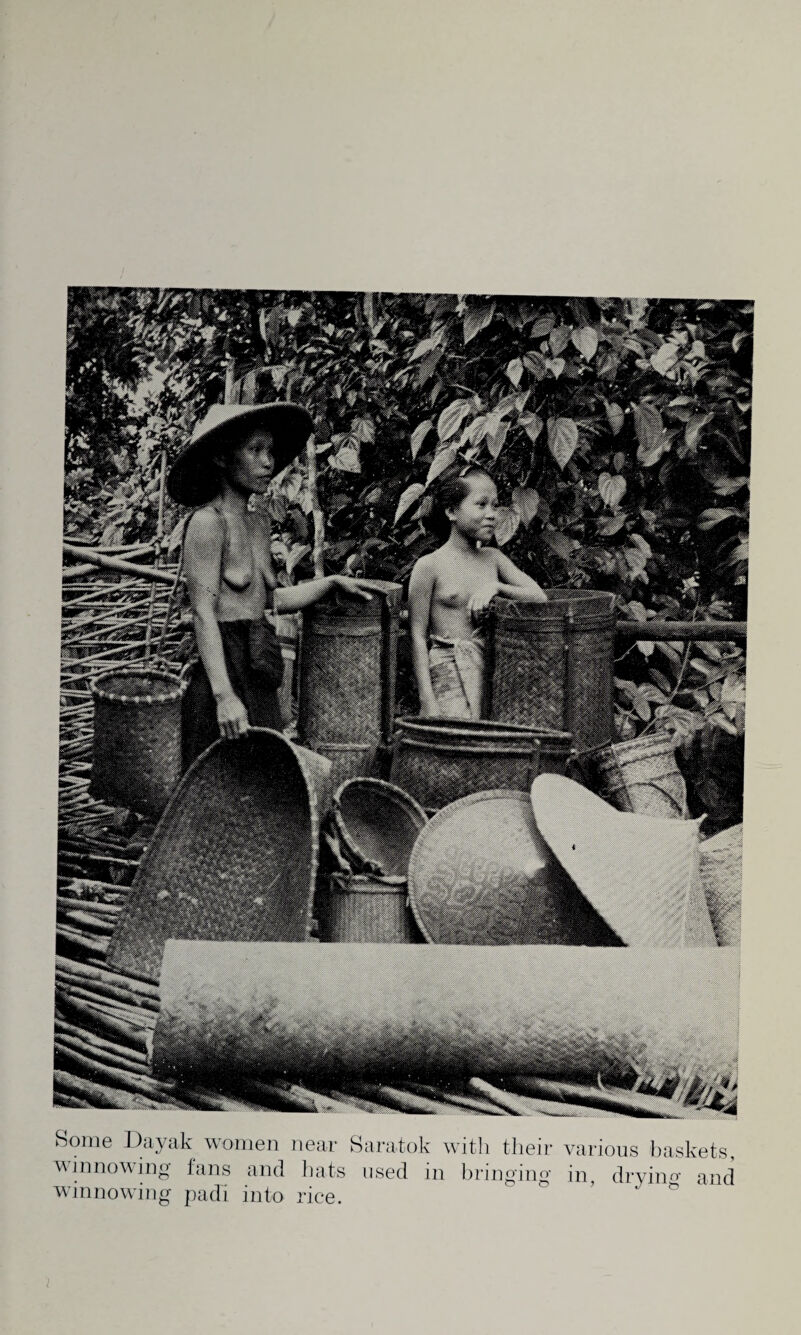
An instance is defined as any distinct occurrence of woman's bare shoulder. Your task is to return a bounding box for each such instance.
[184,505,224,550]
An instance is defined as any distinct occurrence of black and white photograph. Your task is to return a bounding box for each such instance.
[55,287,749,1119]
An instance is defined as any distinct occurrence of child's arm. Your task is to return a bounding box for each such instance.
[408,556,439,717]
[493,550,548,604]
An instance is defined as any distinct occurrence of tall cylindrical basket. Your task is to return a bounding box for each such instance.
[489,589,616,750]
[298,583,401,771]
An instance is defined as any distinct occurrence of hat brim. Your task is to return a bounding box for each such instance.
[167,403,313,507]
[531,774,716,947]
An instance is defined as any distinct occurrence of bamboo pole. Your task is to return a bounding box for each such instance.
[63,544,175,584]
[615,620,746,642]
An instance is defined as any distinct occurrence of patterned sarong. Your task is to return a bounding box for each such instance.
[428,635,486,721]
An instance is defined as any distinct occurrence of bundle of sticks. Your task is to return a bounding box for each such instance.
[54,831,737,1119]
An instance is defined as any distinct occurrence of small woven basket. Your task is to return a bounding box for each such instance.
[331,777,428,881]
[591,732,688,820]
[390,716,574,812]
[319,873,423,944]
[90,668,187,818]
[489,589,616,749]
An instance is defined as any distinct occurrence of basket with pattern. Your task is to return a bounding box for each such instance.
[90,668,187,818]
[488,589,616,750]
[591,731,688,820]
[389,716,574,812]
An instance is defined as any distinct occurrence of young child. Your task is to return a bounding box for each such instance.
[408,464,547,720]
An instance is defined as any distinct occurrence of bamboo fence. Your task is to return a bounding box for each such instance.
[55,556,738,1116]
[59,556,188,837]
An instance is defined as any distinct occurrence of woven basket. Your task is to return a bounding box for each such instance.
[700,823,743,946]
[319,873,423,943]
[90,668,187,818]
[489,589,616,749]
[298,582,401,746]
[390,716,574,812]
[306,740,378,790]
[331,777,428,880]
[408,790,620,946]
[106,728,319,981]
[591,732,688,819]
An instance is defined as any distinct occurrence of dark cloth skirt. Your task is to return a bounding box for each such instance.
[182,619,284,770]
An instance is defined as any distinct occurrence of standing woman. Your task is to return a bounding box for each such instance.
[167,402,371,768]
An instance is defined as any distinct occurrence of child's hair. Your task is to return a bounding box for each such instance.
[423,463,495,542]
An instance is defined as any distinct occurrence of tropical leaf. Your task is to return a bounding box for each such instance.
[547,417,579,469]
[511,486,540,525]
[394,482,425,524]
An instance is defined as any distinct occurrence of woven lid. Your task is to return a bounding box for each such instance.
[530,774,716,947]
[407,790,620,946]
[106,728,319,980]
[332,777,428,881]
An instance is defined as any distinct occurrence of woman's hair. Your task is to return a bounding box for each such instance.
[423,463,495,541]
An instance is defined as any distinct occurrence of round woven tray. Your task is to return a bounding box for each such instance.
[407,789,620,946]
[106,728,320,981]
[331,777,428,881]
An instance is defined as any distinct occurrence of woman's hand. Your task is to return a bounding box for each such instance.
[330,575,374,602]
[215,691,250,739]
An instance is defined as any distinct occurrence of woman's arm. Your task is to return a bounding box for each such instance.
[493,550,548,603]
[408,557,438,717]
[183,510,249,738]
[274,574,373,613]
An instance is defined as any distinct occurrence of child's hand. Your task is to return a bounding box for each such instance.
[467,583,499,623]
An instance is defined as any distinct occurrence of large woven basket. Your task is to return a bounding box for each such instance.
[591,731,688,819]
[319,873,423,944]
[331,777,428,881]
[298,582,401,747]
[305,739,378,790]
[390,716,574,812]
[489,589,616,749]
[90,668,187,818]
[408,790,620,946]
[106,728,319,981]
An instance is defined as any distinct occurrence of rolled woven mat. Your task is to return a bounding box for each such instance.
[700,824,743,946]
[106,729,319,981]
[531,775,716,947]
[152,942,739,1084]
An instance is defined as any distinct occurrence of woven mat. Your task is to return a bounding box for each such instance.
[531,775,717,947]
[106,729,318,981]
[408,790,619,945]
[152,941,739,1084]
[700,824,743,946]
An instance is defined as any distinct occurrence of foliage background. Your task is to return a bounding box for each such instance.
[65,288,751,826]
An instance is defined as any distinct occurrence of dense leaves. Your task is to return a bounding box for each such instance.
[65,289,751,820]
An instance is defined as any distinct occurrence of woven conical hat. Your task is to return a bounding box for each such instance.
[531,774,716,947]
